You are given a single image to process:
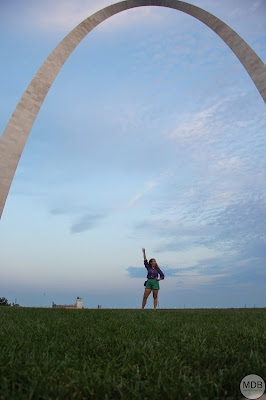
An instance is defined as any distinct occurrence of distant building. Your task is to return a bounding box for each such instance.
[52,297,83,309]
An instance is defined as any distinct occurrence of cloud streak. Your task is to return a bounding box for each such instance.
[135,194,266,252]
[3,0,173,35]
[117,167,173,211]
[70,211,109,233]
[49,167,173,233]
[126,263,200,279]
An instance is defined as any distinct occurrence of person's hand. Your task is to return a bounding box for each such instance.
[155,277,160,281]
[142,248,145,253]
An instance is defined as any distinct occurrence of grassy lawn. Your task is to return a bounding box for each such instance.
[0,307,265,399]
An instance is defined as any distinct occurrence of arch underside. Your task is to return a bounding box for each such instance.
[0,0,265,219]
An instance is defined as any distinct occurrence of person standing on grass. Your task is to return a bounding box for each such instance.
[141,248,164,310]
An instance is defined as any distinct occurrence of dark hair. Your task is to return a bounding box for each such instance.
[149,258,160,273]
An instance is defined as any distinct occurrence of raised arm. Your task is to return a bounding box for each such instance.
[142,248,149,269]
[142,248,147,260]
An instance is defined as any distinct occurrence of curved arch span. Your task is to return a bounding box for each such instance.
[0,0,265,219]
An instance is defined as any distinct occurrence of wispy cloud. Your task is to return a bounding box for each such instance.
[117,167,172,212]
[126,264,200,279]
[7,0,172,34]
[165,102,221,145]
[118,180,159,211]
[136,194,266,253]
[68,169,171,233]
[128,239,266,292]
[49,167,173,233]
[70,211,108,233]
[178,252,266,290]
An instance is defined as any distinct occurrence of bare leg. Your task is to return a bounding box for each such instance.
[153,289,159,310]
[142,288,152,309]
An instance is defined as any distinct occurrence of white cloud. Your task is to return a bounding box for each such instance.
[212,156,242,171]
[120,180,159,210]
[205,191,238,207]
[30,0,110,32]
[118,167,172,211]
[165,103,219,144]
[235,120,252,128]
[175,273,231,290]
[252,0,263,11]
[24,0,170,34]
[162,96,237,150]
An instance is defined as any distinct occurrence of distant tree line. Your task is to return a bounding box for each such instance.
[0,297,20,307]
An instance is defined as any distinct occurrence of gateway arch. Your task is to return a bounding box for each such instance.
[0,0,265,220]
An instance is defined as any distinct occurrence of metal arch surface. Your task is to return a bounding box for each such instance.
[0,0,265,219]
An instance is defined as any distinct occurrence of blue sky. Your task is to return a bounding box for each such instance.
[0,0,265,309]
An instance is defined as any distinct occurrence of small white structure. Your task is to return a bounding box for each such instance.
[76,297,83,309]
[52,296,83,309]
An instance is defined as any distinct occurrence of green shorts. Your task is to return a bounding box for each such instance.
[145,279,160,290]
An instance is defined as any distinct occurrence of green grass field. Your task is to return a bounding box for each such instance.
[0,307,265,399]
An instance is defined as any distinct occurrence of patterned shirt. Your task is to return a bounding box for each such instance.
[144,259,164,280]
